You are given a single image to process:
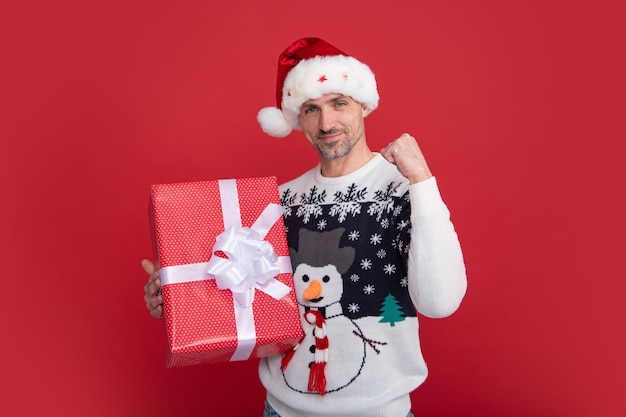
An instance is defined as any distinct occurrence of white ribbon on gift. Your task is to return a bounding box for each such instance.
[159,179,292,361]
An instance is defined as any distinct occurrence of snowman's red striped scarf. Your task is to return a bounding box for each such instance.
[281,309,328,396]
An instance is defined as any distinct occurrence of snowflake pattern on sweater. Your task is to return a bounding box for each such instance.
[280,176,416,322]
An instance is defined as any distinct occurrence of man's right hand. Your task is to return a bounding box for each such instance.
[142,259,163,318]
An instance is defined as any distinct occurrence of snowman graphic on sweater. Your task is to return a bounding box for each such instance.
[280,228,390,395]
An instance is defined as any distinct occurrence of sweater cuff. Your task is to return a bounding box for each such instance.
[408,176,446,215]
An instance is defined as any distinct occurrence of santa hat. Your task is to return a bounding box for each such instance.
[257,37,379,138]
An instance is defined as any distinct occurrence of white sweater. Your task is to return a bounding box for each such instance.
[258,154,467,417]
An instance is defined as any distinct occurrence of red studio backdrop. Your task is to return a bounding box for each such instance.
[1,1,624,416]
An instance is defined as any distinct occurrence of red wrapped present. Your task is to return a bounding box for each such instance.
[149,176,303,367]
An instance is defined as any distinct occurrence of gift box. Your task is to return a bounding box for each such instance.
[149,176,303,367]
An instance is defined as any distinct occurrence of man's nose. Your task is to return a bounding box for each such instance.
[318,108,334,132]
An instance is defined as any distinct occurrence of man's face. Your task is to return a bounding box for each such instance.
[298,93,368,161]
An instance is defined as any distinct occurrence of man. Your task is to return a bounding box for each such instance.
[143,37,467,417]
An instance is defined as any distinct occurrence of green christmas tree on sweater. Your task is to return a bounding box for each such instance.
[378,293,406,327]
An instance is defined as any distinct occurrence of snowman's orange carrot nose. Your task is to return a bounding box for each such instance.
[303,280,322,301]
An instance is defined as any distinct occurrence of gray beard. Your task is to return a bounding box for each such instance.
[315,140,353,160]
[314,128,364,161]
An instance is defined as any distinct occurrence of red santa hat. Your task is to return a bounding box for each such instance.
[257,37,380,138]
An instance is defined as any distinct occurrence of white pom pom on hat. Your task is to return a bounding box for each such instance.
[257,37,379,138]
[257,107,293,138]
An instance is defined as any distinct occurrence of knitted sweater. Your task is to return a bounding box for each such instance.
[258,153,467,417]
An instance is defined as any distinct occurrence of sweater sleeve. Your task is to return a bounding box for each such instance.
[406,177,467,318]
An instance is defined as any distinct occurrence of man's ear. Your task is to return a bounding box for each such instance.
[362,105,370,117]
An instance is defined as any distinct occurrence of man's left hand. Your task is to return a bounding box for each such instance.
[380,133,433,184]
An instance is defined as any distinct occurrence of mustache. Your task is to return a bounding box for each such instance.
[316,128,344,139]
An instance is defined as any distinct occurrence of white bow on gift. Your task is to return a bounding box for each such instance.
[206,218,291,308]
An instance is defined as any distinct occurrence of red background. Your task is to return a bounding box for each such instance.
[1,1,624,416]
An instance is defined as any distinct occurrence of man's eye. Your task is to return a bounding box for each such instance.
[335,101,347,107]
[303,107,317,115]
